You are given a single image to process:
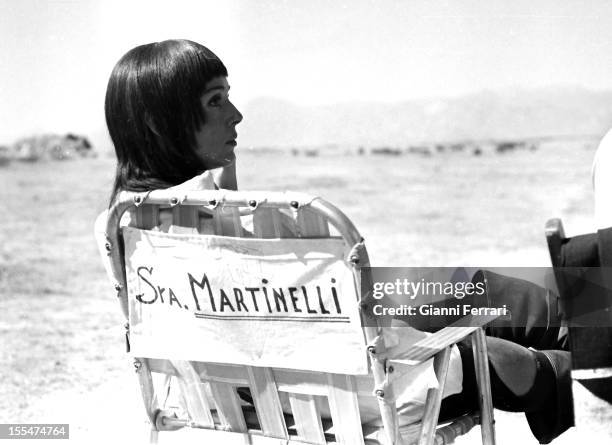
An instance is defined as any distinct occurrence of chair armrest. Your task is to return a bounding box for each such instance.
[545,218,565,268]
[386,313,499,365]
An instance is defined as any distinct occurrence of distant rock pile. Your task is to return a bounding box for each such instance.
[0,133,95,166]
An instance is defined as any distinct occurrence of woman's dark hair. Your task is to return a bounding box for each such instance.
[105,39,228,204]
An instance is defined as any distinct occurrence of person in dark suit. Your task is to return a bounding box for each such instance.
[438,270,572,444]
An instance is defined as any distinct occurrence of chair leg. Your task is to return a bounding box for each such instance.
[471,329,496,445]
[136,358,159,425]
[417,346,452,445]
[149,427,159,444]
[134,358,161,444]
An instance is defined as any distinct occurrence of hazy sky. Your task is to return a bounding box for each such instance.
[2,0,612,147]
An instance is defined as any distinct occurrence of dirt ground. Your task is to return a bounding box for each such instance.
[0,143,601,443]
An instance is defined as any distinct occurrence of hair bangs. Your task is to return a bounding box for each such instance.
[170,41,228,136]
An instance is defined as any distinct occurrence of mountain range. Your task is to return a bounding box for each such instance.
[238,87,612,147]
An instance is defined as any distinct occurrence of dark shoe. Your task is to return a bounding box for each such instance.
[525,350,574,444]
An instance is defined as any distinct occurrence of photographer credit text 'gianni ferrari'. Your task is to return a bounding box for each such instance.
[363,268,510,325]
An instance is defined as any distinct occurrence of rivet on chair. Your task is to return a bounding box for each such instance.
[350,255,360,264]
[170,197,179,206]
[387,365,394,373]
[290,200,299,209]
[133,359,142,373]
[367,346,376,354]
[114,283,123,292]
[105,242,112,252]
[375,389,385,398]
[209,199,217,207]
[248,199,257,207]
[134,196,142,204]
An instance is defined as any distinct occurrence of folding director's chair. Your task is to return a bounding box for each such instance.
[102,189,497,445]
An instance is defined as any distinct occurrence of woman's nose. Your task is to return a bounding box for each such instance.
[229,101,243,125]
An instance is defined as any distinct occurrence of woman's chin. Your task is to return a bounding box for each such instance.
[221,151,236,166]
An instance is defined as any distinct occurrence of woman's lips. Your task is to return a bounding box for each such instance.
[226,133,238,145]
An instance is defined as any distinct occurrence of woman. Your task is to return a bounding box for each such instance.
[95,39,244,249]
[96,39,571,443]
[104,39,242,204]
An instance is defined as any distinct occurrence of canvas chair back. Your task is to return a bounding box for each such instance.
[104,189,496,445]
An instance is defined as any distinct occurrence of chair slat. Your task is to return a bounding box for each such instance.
[199,212,216,235]
[150,361,376,398]
[253,208,282,238]
[417,346,451,445]
[210,383,248,432]
[327,374,364,444]
[297,207,330,237]
[198,361,247,432]
[247,366,288,438]
[212,207,238,236]
[271,209,282,237]
[288,393,326,443]
[275,372,329,396]
[172,205,198,229]
[171,360,215,428]
[229,207,243,237]
[194,362,250,385]
[136,205,159,229]
[276,370,349,397]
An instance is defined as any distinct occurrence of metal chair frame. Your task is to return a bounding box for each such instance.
[102,189,496,445]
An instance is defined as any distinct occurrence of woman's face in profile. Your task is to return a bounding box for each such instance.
[194,76,243,169]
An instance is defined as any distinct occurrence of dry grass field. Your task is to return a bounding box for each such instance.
[0,141,600,443]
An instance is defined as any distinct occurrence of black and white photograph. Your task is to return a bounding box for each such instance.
[2,1,612,444]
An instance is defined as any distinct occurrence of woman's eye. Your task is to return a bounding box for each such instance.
[208,95,222,107]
